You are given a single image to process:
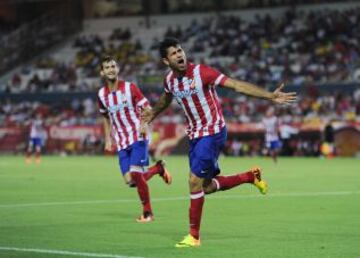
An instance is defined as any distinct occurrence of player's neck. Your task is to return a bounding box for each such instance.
[107,79,118,91]
[172,66,187,77]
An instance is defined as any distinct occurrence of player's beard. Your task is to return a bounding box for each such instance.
[105,75,117,83]
[171,61,186,74]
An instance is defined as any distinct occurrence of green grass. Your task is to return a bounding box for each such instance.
[0,156,359,258]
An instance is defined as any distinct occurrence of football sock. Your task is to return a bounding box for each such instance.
[189,190,204,240]
[143,163,160,181]
[130,172,152,215]
[35,150,41,160]
[213,171,255,191]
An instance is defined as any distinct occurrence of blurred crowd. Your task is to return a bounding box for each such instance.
[1,7,360,156]
[0,97,99,128]
[0,17,19,37]
[173,8,360,86]
[2,86,358,130]
[2,8,360,93]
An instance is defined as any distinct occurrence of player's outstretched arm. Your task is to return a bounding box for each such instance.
[223,78,297,104]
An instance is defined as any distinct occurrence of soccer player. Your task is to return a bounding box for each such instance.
[26,114,45,164]
[97,56,172,223]
[262,108,281,163]
[141,38,297,247]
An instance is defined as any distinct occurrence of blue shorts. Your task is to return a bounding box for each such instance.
[118,140,149,175]
[266,140,281,150]
[189,127,227,179]
[29,137,42,147]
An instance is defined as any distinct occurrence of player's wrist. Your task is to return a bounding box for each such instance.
[268,92,276,101]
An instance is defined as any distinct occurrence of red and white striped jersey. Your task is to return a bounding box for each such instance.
[262,116,280,142]
[164,63,228,139]
[30,119,44,138]
[97,80,150,150]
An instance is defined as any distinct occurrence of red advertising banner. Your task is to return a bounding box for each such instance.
[0,121,359,154]
[48,125,103,140]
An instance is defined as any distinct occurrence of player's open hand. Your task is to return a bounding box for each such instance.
[140,108,153,137]
[104,137,113,152]
[272,83,297,104]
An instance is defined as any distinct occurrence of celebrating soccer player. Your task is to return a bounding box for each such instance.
[141,38,297,247]
[97,56,172,223]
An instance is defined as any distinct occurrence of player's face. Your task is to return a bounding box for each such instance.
[163,45,187,72]
[101,60,119,81]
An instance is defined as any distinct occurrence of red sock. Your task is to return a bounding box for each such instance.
[143,163,160,181]
[189,190,204,240]
[213,171,254,191]
[130,172,152,214]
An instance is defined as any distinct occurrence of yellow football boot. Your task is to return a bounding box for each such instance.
[251,167,268,195]
[175,234,201,248]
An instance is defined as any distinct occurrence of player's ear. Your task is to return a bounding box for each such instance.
[100,70,104,77]
[162,58,169,66]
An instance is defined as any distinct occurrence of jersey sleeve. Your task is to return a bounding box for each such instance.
[131,83,150,109]
[163,77,170,93]
[97,95,108,116]
[199,64,228,87]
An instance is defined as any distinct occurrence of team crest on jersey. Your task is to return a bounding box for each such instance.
[172,77,198,99]
[173,88,199,99]
[188,79,195,89]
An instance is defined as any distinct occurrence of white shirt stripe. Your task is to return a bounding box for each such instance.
[137,98,147,107]
[108,92,127,149]
[214,74,225,85]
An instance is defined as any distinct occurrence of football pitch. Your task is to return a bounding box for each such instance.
[0,156,359,258]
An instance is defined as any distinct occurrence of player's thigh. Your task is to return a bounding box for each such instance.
[118,149,131,177]
[129,140,149,168]
[189,129,226,178]
[270,140,281,150]
[28,138,35,149]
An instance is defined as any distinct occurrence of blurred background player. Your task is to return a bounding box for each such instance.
[321,120,335,158]
[97,56,172,223]
[279,121,299,156]
[142,37,296,247]
[262,108,281,163]
[25,113,46,164]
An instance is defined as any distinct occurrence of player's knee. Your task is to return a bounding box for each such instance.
[188,175,203,191]
[203,185,214,194]
[129,171,144,186]
[127,181,136,188]
[203,181,217,194]
[124,172,138,187]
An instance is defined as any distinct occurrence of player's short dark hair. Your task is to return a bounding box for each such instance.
[159,37,180,58]
[100,55,117,70]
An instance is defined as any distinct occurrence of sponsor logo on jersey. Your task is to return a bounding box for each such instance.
[173,88,199,99]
